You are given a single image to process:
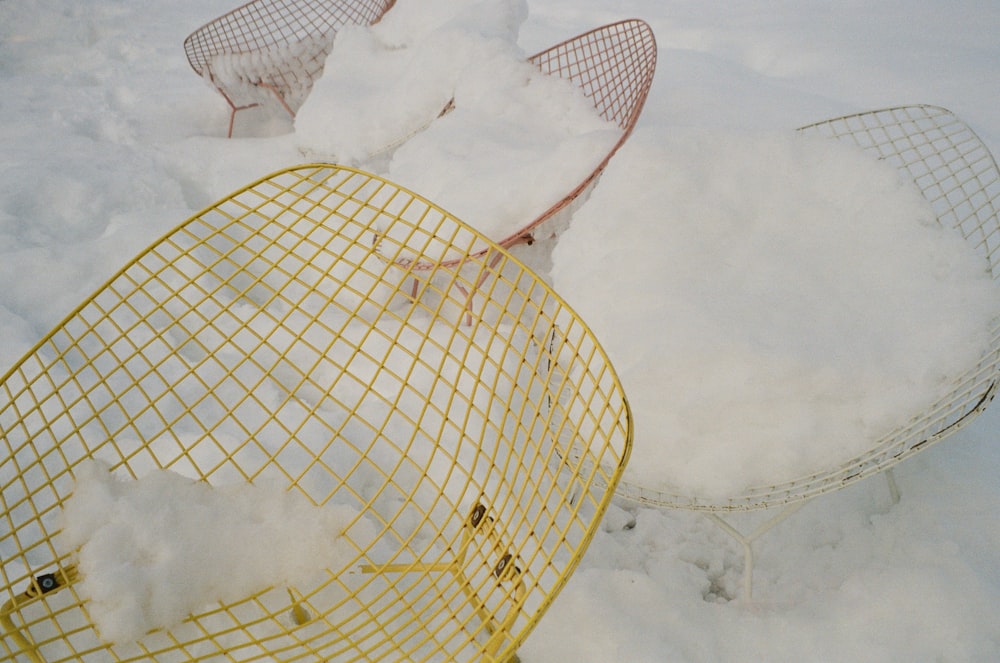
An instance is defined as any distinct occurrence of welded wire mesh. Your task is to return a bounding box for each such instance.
[392,18,656,275]
[183,0,395,135]
[512,18,658,249]
[615,105,1000,512]
[0,165,632,662]
[529,19,655,146]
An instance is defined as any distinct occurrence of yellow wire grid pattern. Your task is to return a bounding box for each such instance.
[183,0,396,136]
[614,104,1000,511]
[0,164,632,661]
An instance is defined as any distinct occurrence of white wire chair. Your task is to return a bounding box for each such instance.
[614,105,1000,598]
[0,164,632,662]
[183,0,395,137]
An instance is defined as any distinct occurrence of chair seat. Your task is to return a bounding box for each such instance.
[183,0,396,136]
[614,105,1000,512]
[0,164,632,662]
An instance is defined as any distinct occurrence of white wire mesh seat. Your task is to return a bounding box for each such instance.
[0,165,632,662]
[183,0,395,137]
[614,105,1000,596]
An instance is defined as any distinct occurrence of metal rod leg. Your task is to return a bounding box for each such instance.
[884,467,901,505]
[706,500,809,601]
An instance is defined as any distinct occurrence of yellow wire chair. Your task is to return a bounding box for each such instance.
[0,164,632,662]
[183,0,396,137]
[614,105,1000,598]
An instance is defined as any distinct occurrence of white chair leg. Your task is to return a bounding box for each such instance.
[884,467,901,505]
[706,500,809,601]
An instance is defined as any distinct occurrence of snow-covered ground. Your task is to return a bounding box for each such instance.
[2,0,999,660]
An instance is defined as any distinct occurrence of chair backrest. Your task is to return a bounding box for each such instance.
[0,165,632,661]
[183,0,395,110]
[616,105,1000,511]
[800,105,1000,276]
[528,18,657,137]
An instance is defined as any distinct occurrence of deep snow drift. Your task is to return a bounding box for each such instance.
[2,0,1000,660]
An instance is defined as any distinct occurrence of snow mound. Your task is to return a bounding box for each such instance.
[59,460,365,643]
[295,0,620,246]
[295,0,530,163]
[552,126,1000,500]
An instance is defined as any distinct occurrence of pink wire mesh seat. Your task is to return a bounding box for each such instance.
[183,0,395,137]
[384,19,657,320]
[510,18,657,252]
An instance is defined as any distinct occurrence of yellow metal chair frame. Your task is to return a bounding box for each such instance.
[0,164,632,661]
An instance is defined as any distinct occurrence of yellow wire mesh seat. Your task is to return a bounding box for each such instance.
[183,0,395,137]
[0,165,632,662]
[614,105,1000,598]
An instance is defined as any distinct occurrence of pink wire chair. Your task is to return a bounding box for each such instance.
[184,0,395,137]
[512,18,657,251]
[383,19,657,319]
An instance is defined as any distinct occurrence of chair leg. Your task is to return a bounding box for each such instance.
[706,470,904,601]
[884,467,901,505]
[459,250,507,326]
[357,502,525,660]
[215,87,260,138]
[226,102,262,138]
[258,82,296,120]
[705,501,809,601]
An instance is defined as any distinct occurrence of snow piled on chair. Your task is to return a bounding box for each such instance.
[59,460,368,644]
[552,125,1000,502]
[206,33,336,111]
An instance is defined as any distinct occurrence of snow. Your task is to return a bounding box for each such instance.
[296,0,622,246]
[2,0,1000,661]
[207,33,334,111]
[295,0,531,162]
[59,460,365,643]
[551,125,1000,499]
